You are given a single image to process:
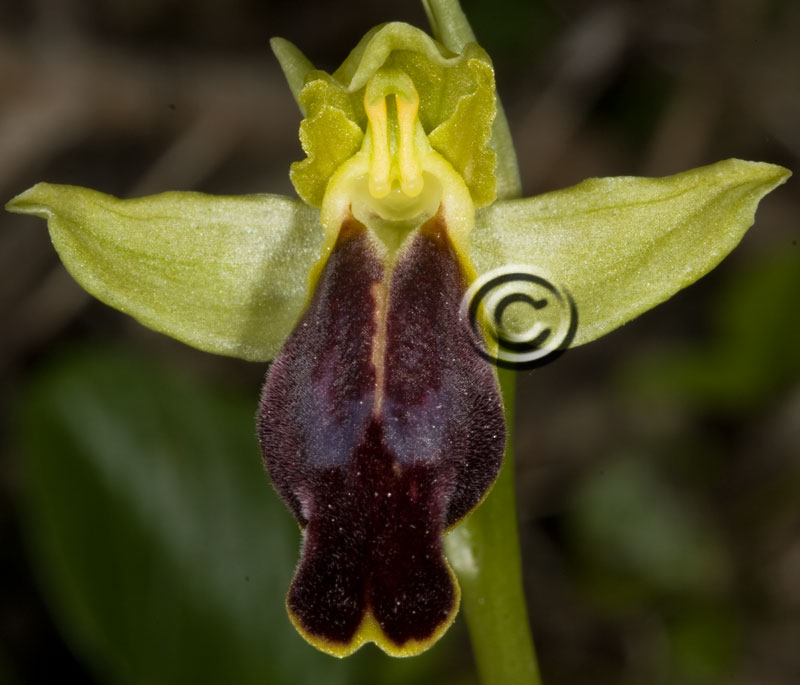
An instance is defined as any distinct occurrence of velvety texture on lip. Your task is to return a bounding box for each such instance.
[257,212,504,655]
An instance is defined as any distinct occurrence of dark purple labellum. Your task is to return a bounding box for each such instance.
[257,211,504,656]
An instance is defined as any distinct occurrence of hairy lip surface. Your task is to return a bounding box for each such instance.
[257,211,504,656]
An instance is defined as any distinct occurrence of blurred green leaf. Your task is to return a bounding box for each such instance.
[0,647,19,685]
[569,457,730,601]
[567,457,740,682]
[627,250,800,410]
[15,346,460,685]
[667,610,738,684]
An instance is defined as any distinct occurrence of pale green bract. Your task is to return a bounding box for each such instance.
[3,0,791,365]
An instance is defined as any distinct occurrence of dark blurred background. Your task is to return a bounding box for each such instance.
[1,1,798,684]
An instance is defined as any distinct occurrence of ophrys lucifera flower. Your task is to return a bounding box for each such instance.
[5,0,790,661]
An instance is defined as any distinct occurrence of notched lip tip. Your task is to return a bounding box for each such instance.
[288,601,454,658]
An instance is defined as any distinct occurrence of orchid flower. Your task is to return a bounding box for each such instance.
[5,0,789,670]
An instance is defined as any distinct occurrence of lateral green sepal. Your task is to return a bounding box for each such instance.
[471,159,791,346]
[6,183,325,361]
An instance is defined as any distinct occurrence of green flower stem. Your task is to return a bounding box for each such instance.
[446,368,542,685]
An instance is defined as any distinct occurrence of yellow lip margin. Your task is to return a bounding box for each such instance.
[286,557,461,658]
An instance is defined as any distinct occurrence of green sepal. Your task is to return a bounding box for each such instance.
[471,159,791,346]
[421,0,476,53]
[270,37,316,109]
[6,183,324,361]
[286,22,498,208]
